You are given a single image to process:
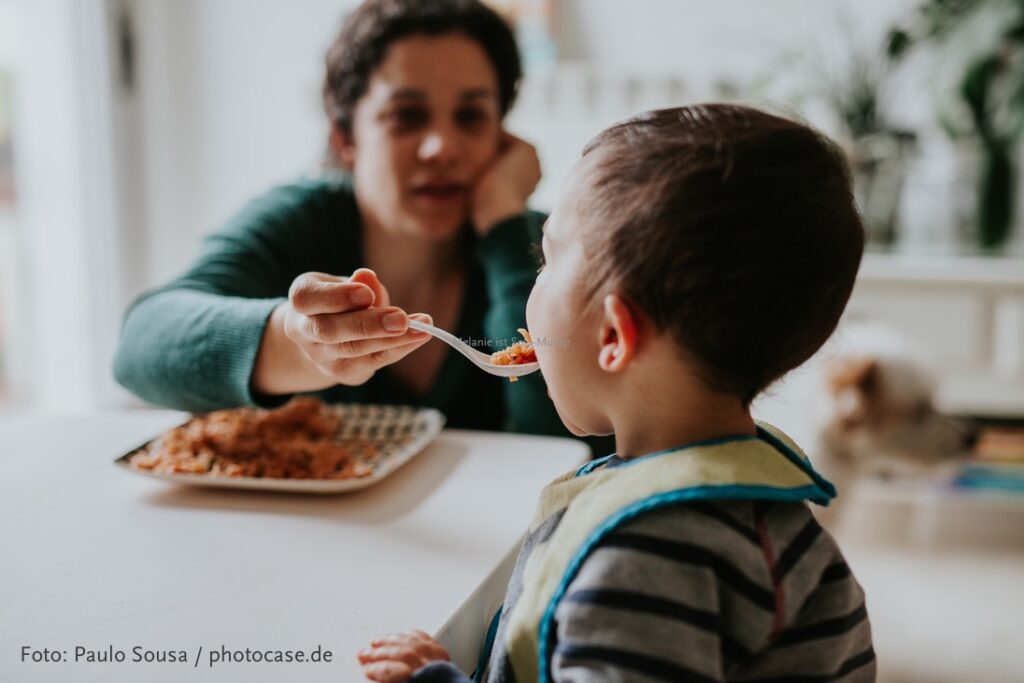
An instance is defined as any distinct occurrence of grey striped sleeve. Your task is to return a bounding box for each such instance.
[549,501,875,682]
[734,503,875,681]
[551,502,775,682]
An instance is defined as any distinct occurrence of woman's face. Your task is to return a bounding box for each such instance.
[338,33,503,241]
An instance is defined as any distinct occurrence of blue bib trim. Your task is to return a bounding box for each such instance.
[755,425,837,497]
[472,607,503,683]
[574,455,614,477]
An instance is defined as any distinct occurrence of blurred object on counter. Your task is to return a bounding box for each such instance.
[972,425,1024,462]
[953,424,1024,493]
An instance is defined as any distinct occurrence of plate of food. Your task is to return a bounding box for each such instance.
[115,397,445,493]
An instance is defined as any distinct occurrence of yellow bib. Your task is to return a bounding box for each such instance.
[495,423,833,683]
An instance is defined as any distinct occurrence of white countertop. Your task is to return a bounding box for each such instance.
[860,252,1024,288]
[0,411,589,683]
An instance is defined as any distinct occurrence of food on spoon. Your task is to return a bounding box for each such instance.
[490,329,537,382]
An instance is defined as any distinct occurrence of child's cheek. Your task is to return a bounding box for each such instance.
[525,285,546,349]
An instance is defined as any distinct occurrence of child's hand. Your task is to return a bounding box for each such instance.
[358,630,450,683]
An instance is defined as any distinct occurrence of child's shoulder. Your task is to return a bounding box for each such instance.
[567,501,855,630]
[582,499,849,599]
[555,500,863,670]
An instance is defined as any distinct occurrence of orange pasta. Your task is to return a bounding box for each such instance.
[491,329,537,382]
[128,397,377,479]
[491,328,537,366]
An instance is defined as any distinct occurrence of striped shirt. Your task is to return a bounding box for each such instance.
[413,497,874,682]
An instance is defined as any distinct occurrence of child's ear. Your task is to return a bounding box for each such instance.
[598,294,639,372]
[329,127,356,170]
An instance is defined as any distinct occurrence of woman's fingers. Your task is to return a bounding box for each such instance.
[300,307,411,343]
[289,273,375,316]
[325,312,431,358]
[327,328,428,358]
[471,131,541,234]
[334,336,428,376]
[500,132,540,171]
[283,271,436,387]
[350,268,390,308]
[500,130,532,153]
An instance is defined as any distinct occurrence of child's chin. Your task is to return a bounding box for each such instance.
[557,412,591,437]
[564,423,590,437]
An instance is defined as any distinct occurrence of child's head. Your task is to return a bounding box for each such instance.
[526,104,864,437]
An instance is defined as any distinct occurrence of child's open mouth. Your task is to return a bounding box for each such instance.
[491,329,537,382]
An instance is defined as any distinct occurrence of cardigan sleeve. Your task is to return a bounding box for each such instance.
[113,181,354,411]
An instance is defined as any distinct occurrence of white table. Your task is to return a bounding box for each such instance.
[0,411,588,683]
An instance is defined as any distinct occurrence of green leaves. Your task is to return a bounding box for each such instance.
[888,0,1024,248]
[960,54,1002,139]
[886,29,912,60]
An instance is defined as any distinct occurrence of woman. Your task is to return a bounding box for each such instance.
[114,0,570,438]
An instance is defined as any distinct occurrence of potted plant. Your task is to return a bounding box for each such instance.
[818,47,917,247]
[752,20,917,248]
[888,0,1024,250]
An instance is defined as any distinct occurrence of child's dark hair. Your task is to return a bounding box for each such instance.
[581,105,865,404]
[323,0,521,135]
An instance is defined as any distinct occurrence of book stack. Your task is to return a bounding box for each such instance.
[953,427,1024,493]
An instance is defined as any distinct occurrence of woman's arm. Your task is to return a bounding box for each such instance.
[114,287,284,412]
[114,184,312,411]
[115,180,435,412]
[113,180,373,411]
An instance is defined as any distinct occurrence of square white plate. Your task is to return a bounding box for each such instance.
[115,403,445,494]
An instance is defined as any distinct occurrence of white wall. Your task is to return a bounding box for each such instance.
[133,0,930,291]
[138,0,1022,295]
[546,0,1024,255]
[0,0,119,411]
[558,0,910,82]
[6,0,1021,412]
[134,0,361,288]
[0,1,27,407]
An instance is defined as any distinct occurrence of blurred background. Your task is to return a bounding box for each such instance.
[0,1,1022,680]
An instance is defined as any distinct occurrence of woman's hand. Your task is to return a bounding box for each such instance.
[471,132,541,236]
[358,630,450,683]
[252,268,431,395]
